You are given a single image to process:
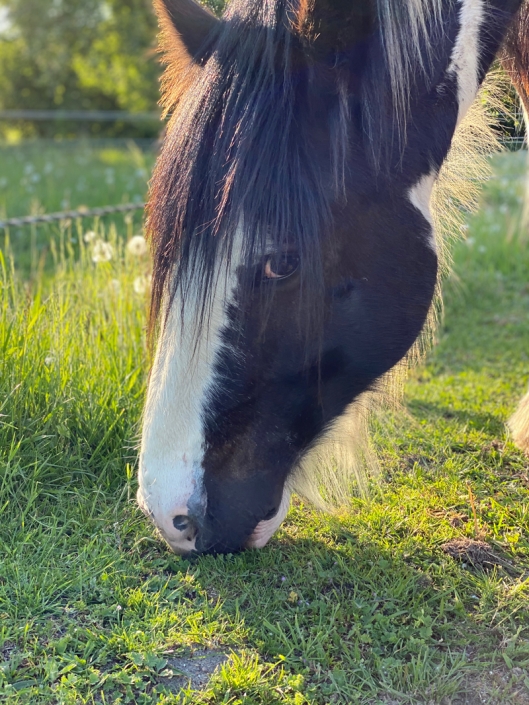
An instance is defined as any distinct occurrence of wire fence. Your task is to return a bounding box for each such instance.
[0,110,161,122]
[0,120,153,230]
[0,203,145,230]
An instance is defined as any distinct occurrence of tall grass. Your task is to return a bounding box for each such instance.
[0,226,149,490]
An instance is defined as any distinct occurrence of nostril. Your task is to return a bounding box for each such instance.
[172,515,199,543]
[173,515,189,532]
[263,507,277,521]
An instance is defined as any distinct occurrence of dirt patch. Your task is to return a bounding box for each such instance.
[442,538,517,574]
[450,666,529,705]
[381,665,529,705]
[159,648,229,692]
[0,640,17,661]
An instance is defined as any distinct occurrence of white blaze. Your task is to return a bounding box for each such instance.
[138,263,240,554]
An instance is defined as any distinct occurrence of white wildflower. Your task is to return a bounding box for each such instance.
[133,274,152,295]
[83,230,96,243]
[92,239,113,263]
[127,235,148,257]
[44,354,56,366]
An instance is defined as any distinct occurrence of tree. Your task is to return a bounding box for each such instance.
[0,0,226,137]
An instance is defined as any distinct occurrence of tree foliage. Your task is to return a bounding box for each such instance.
[0,0,226,136]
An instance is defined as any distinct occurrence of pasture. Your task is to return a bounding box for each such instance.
[1,141,529,704]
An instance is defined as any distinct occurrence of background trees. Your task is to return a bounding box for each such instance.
[0,0,225,137]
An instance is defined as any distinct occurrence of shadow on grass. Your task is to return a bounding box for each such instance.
[149,513,519,702]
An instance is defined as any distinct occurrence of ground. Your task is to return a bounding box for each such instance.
[0,143,528,704]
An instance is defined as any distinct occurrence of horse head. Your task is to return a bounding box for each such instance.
[137,0,521,554]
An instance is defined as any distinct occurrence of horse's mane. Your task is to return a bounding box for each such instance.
[149,0,326,341]
[147,0,445,339]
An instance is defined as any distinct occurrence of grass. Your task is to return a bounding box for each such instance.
[0,142,529,704]
[0,139,155,275]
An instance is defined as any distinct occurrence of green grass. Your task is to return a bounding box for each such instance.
[0,139,155,275]
[1,143,529,704]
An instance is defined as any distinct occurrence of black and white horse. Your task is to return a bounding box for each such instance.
[137,0,529,555]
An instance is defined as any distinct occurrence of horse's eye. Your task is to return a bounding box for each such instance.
[263,253,300,281]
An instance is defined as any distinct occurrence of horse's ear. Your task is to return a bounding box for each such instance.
[294,0,375,61]
[154,0,219,66]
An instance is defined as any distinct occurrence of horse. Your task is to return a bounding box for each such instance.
[137,0,529,555]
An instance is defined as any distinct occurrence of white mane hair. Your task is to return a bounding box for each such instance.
[377,0,445,122]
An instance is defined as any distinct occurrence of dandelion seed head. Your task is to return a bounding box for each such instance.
[133,274,152,295]
[127,235,148,257]
[83,230,96,243]
[44,355,56,366]
[92,239,113,263]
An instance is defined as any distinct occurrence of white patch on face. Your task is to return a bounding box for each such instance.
[245,485,292,549]
[138,255,241,555]
[448,0,485,125]
[408,171,437,250]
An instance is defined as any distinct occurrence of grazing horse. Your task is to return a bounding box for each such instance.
[138,0,529,555]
